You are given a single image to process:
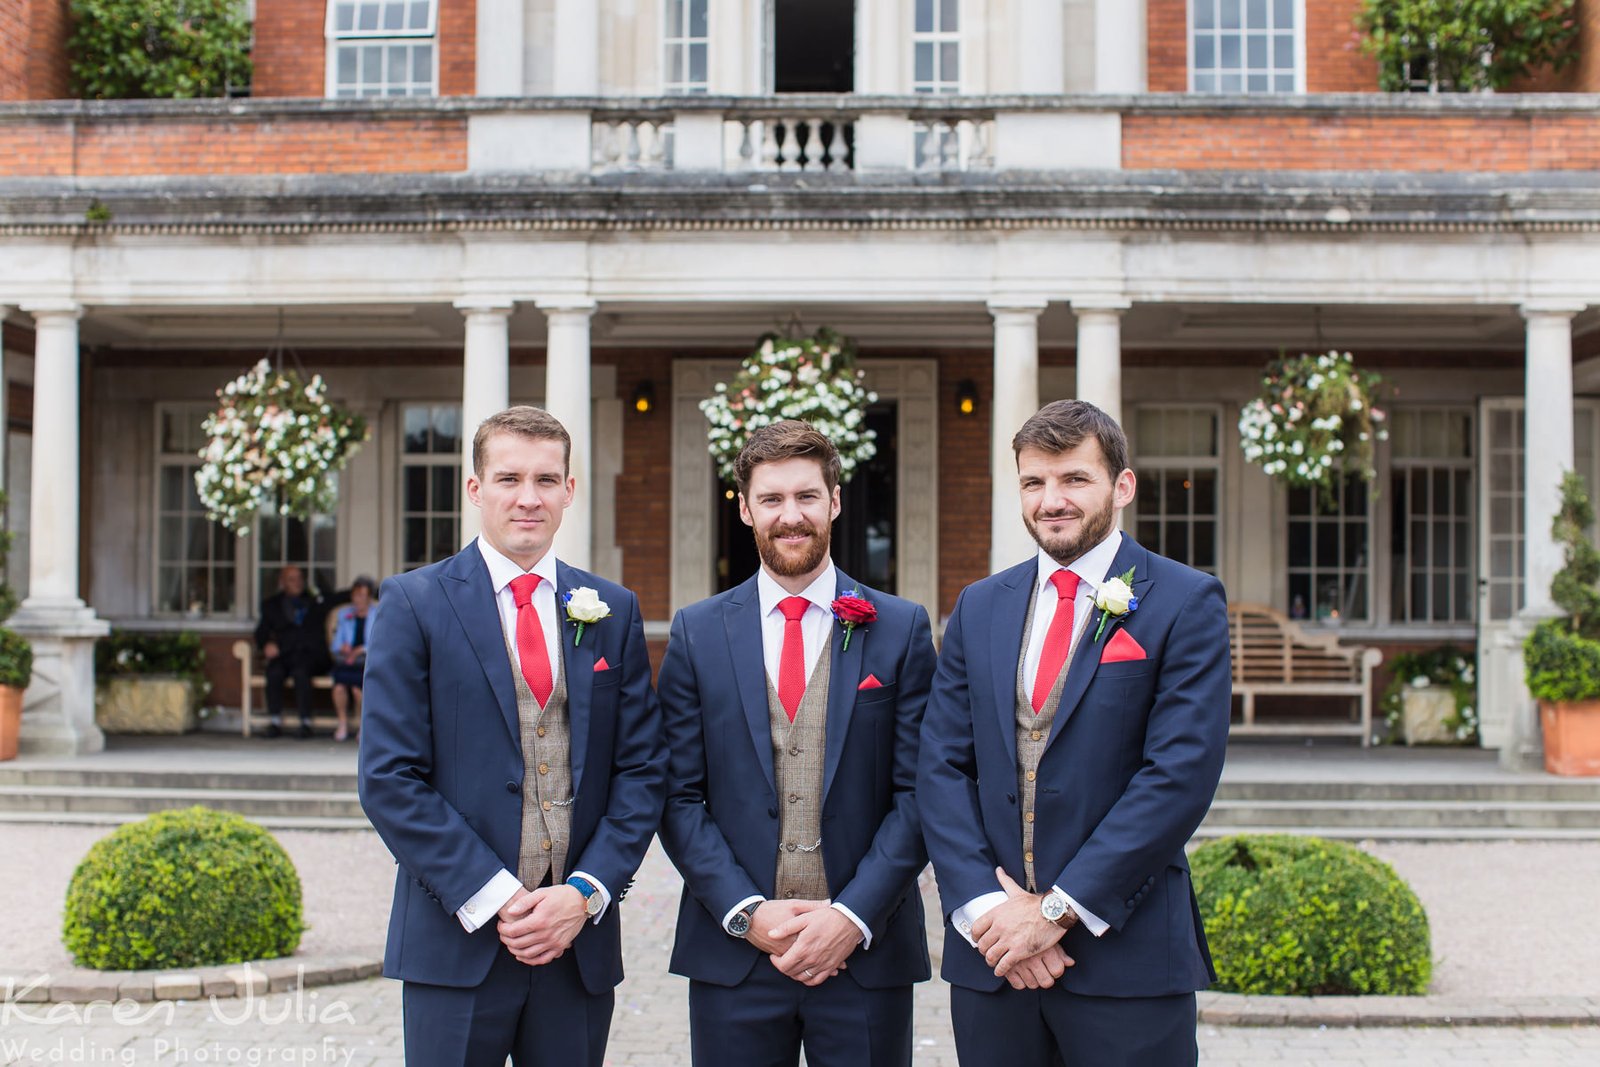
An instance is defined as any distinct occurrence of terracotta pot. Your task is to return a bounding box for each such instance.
[1540,700,1600,777]
[0,684,21,761]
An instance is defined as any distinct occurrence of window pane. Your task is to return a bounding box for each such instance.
[1164,472,1190,515]
[413,44,433,87]
[358,2,380,30]
[915,0,933,34]
[940,0,958,31]
[404,517,426,564]
[1195,1,1216,30]
[409,0,431,30]
[161,466,187,511]
[1247,73,1268,92]
[431,466,457,512]
[1274,73,1294,92]
[286,516,310,561]
[1274,0,1294,26]
[1220,0,1242,30]
[690,0,708,37]
[1274,34,1294,69]
[668,0,685,35]
[1195,35,1216,70]
[1194,72,1216,92]
[1136,472,1161,512]
[388,44,410,81]
[313,515,338,562]
[405,406,431,453]
[1247,34,1267,68]
[431,406,460,453]
[668,46,684,86]
[915,42,933,84]
[382,0,404,30]
[432,517,457,559]
[690,42,708,85]
[941,42,959,85]
[1194,520,1217,568]
[336,3,356,31]
[1246,0,1267,29]
[1220,35,1241,69]
[158,566,184,614]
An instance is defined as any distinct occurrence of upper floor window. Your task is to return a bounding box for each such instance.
[913,0,960,94]
[327,0,438,98]
[1190,0,1301,94]
[664,0,710,93]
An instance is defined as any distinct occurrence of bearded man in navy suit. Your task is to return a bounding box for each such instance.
[658,420,936,1067]
[359,406,666,1067]
[919,399,1230,1067]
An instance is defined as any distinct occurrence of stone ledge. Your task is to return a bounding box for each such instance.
[1198,990,1600,1027]
[0,955,382,1004]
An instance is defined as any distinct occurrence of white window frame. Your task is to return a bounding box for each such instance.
[663,0,711,94]
[398,402,463,573]
[153,402,242,619]
[1285,474,1375,625]
[1388,406,1475,626]
[1131,404,1224,576]
[1187,0,1307,95]
[912,0,961,94]
[325,0,440,98]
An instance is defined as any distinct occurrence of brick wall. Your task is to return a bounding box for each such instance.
[1512,0,1600,91]
[610,348,676,622]
[0,114,469,177]
[938,348,992,618]
[1305,0,1377,92]
[253,0,477,98]
[0,0,72,100]
[0,2,24,99]
[1147,0,1188,91]
[1123,109,1600,171]
[439,0,477,95]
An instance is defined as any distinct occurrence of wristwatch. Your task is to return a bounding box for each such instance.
[565,876,605,918]
[1040,889,1078,930]
[727,901,762,938]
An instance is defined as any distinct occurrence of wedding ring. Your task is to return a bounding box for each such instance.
[804,968,814,977]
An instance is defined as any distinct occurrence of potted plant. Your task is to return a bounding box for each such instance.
[1523,472,1600,776]
[94,630,212,734]
[1378,646,1478,746]
[0,627,32,761]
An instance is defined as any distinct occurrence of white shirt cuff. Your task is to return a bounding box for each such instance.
[829,902,872,950]
[1055,887,1109,937]
[951,890,1008,948]
[568,870,611,924]
[456,869,523,933]
[723,894,765,936]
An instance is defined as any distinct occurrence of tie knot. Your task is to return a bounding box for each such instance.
[778,596,810,623]
[1049,569,1081,600]
[509,573,542,609]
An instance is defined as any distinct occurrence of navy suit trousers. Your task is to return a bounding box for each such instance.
[950,983,1197,1067]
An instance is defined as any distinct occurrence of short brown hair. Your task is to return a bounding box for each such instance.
[1012,400,1130,481]
[472,406,571,476]
[734,421,842,497]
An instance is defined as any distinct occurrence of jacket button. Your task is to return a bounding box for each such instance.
[506,781,520,794]
[1006,793,1016,804]
[542,800,552,811]
[1126,900,1135,908]
[767,807,778,819]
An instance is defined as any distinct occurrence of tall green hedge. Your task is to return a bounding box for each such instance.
[1192,834,1432,996]
[63,806,303,970]
[68,0,252,100]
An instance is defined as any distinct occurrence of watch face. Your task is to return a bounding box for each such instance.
[728,911,751,936]
[585,893,604,917]
[1041,894,1068,922]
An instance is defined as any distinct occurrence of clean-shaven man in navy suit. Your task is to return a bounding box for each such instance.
[919,399,1230,1066]
[359,406,666,1067]
[658,420,937,1067]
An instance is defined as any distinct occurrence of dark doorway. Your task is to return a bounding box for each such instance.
[714,402,898,594]
[773,0,854,93]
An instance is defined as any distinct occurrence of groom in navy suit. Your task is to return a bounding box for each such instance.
[919,400,1230,1066]
[359,406,666,1067]
[658,420,936,1067]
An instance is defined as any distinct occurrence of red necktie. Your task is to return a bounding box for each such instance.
[776,596,810,723]
[1030,569,1082,714]
[509,573,554,707]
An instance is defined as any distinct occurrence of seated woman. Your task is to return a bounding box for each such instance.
[328,575,378,742]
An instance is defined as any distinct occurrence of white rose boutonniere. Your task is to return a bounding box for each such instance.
[1092,568,1139,642]
[563,587,612,647]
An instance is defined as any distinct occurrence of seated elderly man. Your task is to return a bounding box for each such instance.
[253,566,345,739]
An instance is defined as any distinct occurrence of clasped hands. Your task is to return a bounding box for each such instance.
[746,899,862,988]
[969,867,1076,991]
[496,884,590,967]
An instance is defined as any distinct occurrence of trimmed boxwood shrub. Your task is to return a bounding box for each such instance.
[1192,834,1431,995]
[63,806,303,970]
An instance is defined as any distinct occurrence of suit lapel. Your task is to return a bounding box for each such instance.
[990,560,1036,769]
[822,571,864,802]
[555,561,596,796]
[1044,536,1154,751]
[439,542,520,748]
[723,576,776,798]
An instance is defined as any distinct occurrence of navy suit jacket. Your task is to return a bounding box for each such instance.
[918,537,1229,998]
[657,571,935,990]
[358,541,666,993]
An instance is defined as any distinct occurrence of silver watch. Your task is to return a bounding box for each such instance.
[1040,889,1076,929]
[728,901,761,938]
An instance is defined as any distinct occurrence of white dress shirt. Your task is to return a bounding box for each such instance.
[721,562,875,949]
[455,537,610,933]
[951,530,1124,947]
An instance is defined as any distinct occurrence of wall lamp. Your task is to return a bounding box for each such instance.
[632,380,656,415]
[956,379,979,417]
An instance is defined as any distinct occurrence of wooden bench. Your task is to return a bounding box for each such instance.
[233,610,351,737]
[1227,603,1383,747]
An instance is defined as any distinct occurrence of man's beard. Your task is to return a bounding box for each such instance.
[754,521,831,578]
[1025,492,1117,566]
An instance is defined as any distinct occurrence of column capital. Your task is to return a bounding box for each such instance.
[1521,301,1586,321]
[1070,298,1132,316]
[454,297,516,317]
[987,298,1048,319]
[536,297,597,317]
[21,300,83,321]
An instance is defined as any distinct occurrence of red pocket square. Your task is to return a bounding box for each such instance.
[857,674,884,690]
[1100,629,1147,664]
[593,657,611,672]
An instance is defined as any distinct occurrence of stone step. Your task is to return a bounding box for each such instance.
[1203,798,1600,832]
[1192,823,1600,841]
[0,784,365,819]
[1214,780,1600,803]
[0,809,373,830]
[0,767,358,792]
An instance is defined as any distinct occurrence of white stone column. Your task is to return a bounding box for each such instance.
[457,300,514,545]
[11,302,106,755]
[989,300,1047,573]
[541,300,597,570]
[1073,300,1130,427]
[476,0,525,95]
[553,0,600,95]
[1016,0,1066,93]
[1094,0,1146,93]
[1521,304,1580,618]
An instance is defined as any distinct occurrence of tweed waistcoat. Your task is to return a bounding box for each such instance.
[1014,579,1092,893]
[767,643,832,902]
[504,628,573,890]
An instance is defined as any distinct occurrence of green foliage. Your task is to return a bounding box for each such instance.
[1524,472,1600,702]
[1191,834,1432,995]
[1357,0,1579,92]
[0,628,33,689]
[62,806,303,970]
[1377,645,1478,744]
[0,487,18,623]
[95,629,212,704]
[68,0,252,100]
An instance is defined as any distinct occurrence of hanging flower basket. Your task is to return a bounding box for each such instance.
[701,328,878,485]
[196,360,369,534]
[1238,351,1388,495]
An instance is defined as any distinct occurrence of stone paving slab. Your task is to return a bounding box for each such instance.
[2,956,383,1004]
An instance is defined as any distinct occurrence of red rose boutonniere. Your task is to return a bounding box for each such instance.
[831,590,877,652]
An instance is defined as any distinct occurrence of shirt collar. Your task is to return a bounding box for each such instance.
[757,561,837,620]
[1035,528,1124,596]
[477,536,559,596]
